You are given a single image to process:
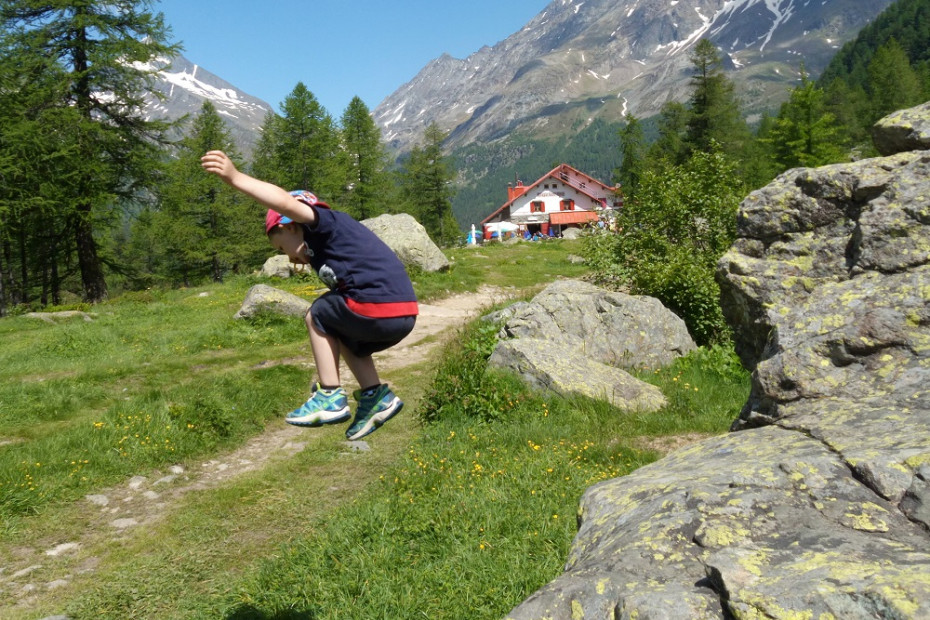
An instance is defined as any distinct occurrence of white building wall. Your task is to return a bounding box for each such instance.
[483,167,619,227]
[511,186,599,219]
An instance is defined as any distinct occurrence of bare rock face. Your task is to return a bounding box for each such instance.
[872,100,930,156]
[489,337,667,413]
[498,279,695,369]
[361,213,450,273]
[717,150,930,377]
[506,103,930,619]
[233,284,311,320]
[260,255,295,278]
[488,279,692,413]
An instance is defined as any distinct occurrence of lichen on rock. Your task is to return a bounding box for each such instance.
[507,102,930,619]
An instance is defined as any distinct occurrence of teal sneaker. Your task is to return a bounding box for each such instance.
[285,383,351,427]
[346,384,403,441]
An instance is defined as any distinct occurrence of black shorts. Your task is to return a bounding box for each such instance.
[309,292,416,357]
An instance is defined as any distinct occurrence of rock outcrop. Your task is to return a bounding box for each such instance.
[872,100,930,156]
[488,280,694,413]
[361,213,449,273]
[490,338,668,412]
[260,254,295,278]
[498,280,695,369]
[506,104,930,618]
[233,284,311,320]
[23,311,95,323]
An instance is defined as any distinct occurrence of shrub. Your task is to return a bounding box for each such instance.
[627,248,731,345]
[419,318,530,425]
[583,146,743,345]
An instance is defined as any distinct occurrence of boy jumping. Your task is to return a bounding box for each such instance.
[201,150,418,440]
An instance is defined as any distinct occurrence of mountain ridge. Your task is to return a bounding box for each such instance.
[374,0,896,153]
[142,54,274,158]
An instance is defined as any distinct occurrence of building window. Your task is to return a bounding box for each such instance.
[531,201,545,213]
[560,199,575,211]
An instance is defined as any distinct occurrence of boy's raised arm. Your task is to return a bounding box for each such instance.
[200,150,317,225]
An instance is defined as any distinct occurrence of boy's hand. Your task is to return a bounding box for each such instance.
[201,150,238,183]
[199,150,317,226]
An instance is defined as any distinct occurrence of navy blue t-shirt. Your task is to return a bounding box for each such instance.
[300,208,418,318]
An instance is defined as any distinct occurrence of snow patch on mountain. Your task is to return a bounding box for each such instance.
[160,66,265,113]
[140,54,273,158]
[374,0,896,153]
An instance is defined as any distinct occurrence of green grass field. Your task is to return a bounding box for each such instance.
[0,239,749,619]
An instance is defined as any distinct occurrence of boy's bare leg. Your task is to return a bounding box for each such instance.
[308,316,342,387]
[341,348,380,390]
[307,314,379,389]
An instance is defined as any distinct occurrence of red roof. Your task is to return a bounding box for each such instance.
[481,164,616,225]
[549,211,599,225]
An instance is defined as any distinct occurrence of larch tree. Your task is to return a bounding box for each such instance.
[685,39,750,158]
[648,101,689,165]
[868,38,924,119]
[339,96,393,220]
[765,67,846,171]
[400,123,457,246]
[614,113,646,200]
[252,83,342,200]
[155,101,263,285]
[0,0,179,303]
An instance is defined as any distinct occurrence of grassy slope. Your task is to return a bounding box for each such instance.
[0,240,749,619]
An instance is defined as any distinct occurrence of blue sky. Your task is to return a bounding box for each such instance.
[155,0,550,117]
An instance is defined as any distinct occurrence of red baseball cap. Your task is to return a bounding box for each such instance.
[264,190,331,234]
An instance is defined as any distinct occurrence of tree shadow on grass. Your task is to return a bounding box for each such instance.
[226,605,316,620]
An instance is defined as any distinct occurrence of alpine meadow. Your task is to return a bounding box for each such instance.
[2,0,930,618]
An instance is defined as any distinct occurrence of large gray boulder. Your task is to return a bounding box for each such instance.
[488,280,690,413]
[260,254,294,278]
[489,338,667,412]
[509,426,930,619]
[872,100,930,155]
[233,284,311,319]
[507,103,930,618]
[24,311,95,323]
[717,149,930,372]
[500,279,696,369]
[361,212,450,273]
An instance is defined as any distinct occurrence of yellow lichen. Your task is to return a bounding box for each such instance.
[821,314,846,329]
[843,502,890,532]
[571,600,584,620]
[739,551,766,577]
[878,585,921,617]
[904,453,930,468]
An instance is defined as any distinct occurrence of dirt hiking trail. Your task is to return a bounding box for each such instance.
[0,286,512,616]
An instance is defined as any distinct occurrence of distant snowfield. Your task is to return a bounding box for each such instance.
[135,57,267,115]
[161,65,267,113]
[654,0,797,57]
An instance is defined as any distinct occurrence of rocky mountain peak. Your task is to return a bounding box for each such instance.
[375,0,896,153]
[142,54,274,158]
